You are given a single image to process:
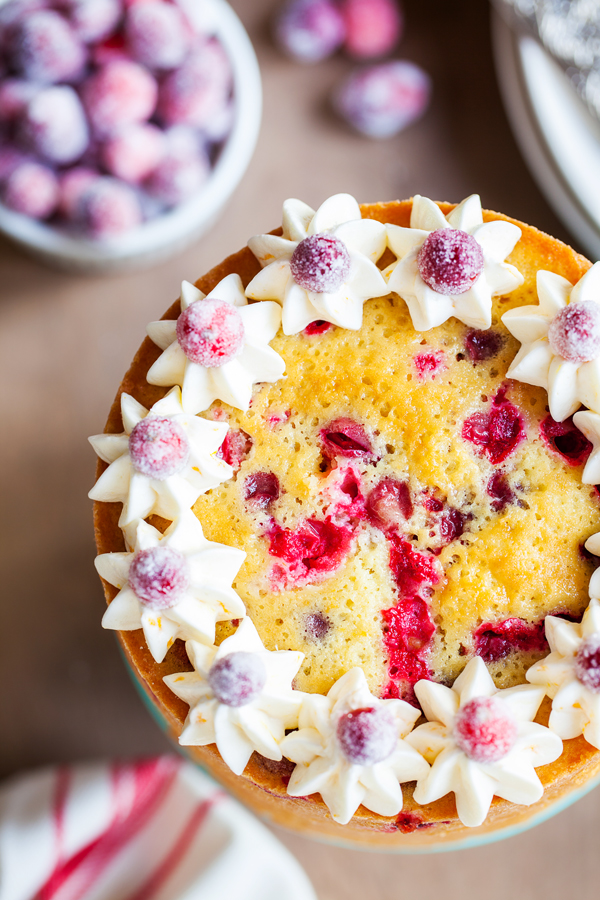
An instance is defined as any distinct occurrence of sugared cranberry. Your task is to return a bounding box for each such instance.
[475,618,547,663]
[0,78,37,122]
[91,31,128,65]
[0,146,28,182]
[176,299,245,368]
[77,177,142,239]
[337,707,396,765]
[417,229,484,295]
[208,651,267,707]
[21,85,89,165]
[462,387,525,465]
[126,0,189,69]
[304,319,332,335]
[2,160,58,218]
[333,60,430,138]
[102,123,165,183]
[454,696,518,763]
[128,415,189,479]
[59,0,122,43]
[465,329,503,362]
[305,611,330,640]
[57,166,99,218]
[128,545,189,609]
[290,234,351,294]
[540,415,592,467]
[548,302,600,363]
[366,478,412,531]
[83,60,158,137]
[321,418,374,459]
[10,10,86,84]
[145,145,209,206]
[342,0,402,60]
[244,472,280,508]
[275,0,346,63]
[487,471,515,512]
[574,634,600,693]
[157,42,231,128]
[217,429,253,470]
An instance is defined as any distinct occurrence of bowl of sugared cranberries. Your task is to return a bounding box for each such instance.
[0,0,261,271]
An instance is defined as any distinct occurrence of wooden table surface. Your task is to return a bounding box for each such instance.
[1,1,598,897]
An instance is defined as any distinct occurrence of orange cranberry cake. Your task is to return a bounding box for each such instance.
[91,194,600,847]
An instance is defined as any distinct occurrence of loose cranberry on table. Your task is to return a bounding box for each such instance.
[274,0,346,63]
[333,60,431,138]
[342,0,403,60]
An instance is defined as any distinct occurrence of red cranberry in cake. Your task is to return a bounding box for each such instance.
[453,696,518,763]
[208,652,267,707]
[417,229,484,295]
[366,478,412,531]
[129,546,189,609]
[321,418,375,460]
[304,319,332,335]
[128,416,189,479]
[413,350,445,379]
[244,472,280,508]
[269,517,354,578]
[438,507,470,545]
[290,234,351,294]
[574,634,600,693]
[462,387,525,465]
[176,299,245,368]
[475,618,547,663]
[486,471,516,511]
[305,612,330,640]
[337,707,396,764]
[217,429,253,469]
[540,416,592,467]
[465,329,504,362]
[388,536,439,599]
[548,302,600,363]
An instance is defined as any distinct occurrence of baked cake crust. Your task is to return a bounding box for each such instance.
[93,200,600,848]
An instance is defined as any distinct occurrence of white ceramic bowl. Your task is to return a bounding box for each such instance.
[0,0,262,272]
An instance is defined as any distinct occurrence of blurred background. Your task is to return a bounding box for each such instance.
[1,0,600,897]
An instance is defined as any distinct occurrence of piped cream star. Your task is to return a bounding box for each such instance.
[527,598,600,750]
[146,274,286,414]
[385,194,523,331]
[89,387,232,527]
[245,193,388,335]
[164,618,304,775]
[96,513,246,663]
[405,657,562,827]
[280,668,429,825]
[572,409,600,483]
[502,264,600,421]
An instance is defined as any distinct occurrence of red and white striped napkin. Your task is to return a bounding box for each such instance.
[0,756,316,900]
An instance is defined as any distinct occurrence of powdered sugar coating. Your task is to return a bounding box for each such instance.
[61,0,122,44]
[176,299,245,368]
[454,696,518,763]
[77,176,142,238]
[274,0,346,63]
[574,633,600,693]
[208,651,267,707]
[2,159,58,218]
[102,122,165,183]
[11,10,86,84]
[417,229,484,296]
[82,59,158,137]
[337,706,397,765]
[145,145,209,206]
[157,43,231,128]
[125,0,190,70]
[290,234,351,294]
[128,545,190,610]
[21,85,89,164]
[128,415,189,479]
[548,302,600,363]
[0,78,37,122]
[58,166,99,218]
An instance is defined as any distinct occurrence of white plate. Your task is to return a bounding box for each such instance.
[492,8,600,261]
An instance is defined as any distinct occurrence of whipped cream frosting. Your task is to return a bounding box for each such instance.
[97,513,246,662]
[280,668,429,825]
[164,618,304,775]
[147,274,286,415]
[572,410,600,484]
[526,598,600,750]
[89,387,232,528]
[385,194,523,331]
[245,193,388,335]
[406,657,562,827]
[502,264,600,422]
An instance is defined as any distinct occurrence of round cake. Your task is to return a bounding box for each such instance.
[91,193,600,849]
